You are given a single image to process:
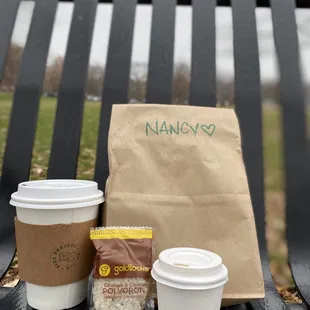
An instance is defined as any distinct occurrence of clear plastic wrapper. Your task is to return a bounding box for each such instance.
[90,227,154,310]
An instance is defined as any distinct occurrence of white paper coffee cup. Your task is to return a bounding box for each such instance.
[10,179,104,310]
[151,247,228,310]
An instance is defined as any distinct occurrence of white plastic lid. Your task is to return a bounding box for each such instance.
[10,179,104,209]
[151,248,228,290]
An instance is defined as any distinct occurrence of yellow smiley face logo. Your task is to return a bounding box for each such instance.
[99,264,111,277]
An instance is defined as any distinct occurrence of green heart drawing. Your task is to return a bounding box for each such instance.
[201,124,216,136]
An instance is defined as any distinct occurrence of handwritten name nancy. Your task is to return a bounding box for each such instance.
[145,121,216,137]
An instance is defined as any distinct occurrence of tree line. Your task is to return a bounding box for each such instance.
[1,44,307,105]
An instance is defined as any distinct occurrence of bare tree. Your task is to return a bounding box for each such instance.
[43,56,64,94]
[1,44,24,91]
[86,64,104,97]
[129,63,147,102]
[173,63,190,105]
[217,78,234,107]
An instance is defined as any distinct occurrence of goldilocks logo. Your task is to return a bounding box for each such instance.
[99,264,150,276]
[114,264,150,276]
[99,264,111,277]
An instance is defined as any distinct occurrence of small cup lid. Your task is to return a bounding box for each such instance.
[10,179,104,209]
[151,248,228,290]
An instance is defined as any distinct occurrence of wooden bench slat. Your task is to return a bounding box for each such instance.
[48,0,98,179]
[0,0,20,80]
[190,0,216,107]
[231,0,288,308]
[145,0,176,103]
[271,0,310,306]
[0,0,58,280]
[94,0,137,189]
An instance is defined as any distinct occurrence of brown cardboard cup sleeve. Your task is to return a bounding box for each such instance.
[15,217,97,286]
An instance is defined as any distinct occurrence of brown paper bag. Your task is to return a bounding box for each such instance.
[103,104,264,305]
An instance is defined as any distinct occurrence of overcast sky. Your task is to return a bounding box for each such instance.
[11,1,310,82]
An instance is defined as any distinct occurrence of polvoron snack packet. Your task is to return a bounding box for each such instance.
[90,227,154,310]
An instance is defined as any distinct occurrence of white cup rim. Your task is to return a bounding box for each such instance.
[10,179,104,209]
[151,248,228,290]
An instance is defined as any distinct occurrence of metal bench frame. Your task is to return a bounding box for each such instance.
[0,0,309,309]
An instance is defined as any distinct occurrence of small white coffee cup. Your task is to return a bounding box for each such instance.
[10,179,104,310]
[151,247,228,310]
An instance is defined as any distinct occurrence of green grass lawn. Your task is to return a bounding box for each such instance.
[0,93,285,191]
[0,93,100,181]
[263,106,284,192]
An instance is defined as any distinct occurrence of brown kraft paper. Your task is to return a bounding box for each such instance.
[103,104,265,306]
[15,217,98,286]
